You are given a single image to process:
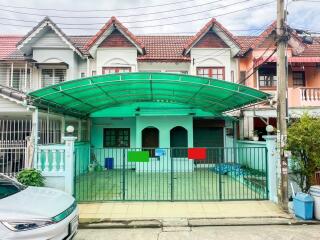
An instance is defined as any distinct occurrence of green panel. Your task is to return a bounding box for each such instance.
[128,151,149,162]
[27,72,270,117]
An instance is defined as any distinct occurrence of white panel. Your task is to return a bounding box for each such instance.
[32,29,69,48]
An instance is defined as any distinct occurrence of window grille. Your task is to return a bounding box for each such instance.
[41,69,66,87]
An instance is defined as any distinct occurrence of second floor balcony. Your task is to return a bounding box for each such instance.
[299,87,320,106]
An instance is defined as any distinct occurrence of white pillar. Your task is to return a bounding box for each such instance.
[60,116,65,143]
[263,135,279,203]
[63,136,77,195]
[32,108,39,168]
[10,62,13,87]
[86,57,90,77]
[24,61,28,91]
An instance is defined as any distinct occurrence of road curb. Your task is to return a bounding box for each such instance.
[79,217,320,229]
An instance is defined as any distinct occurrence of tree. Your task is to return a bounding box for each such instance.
[287,114,320,192]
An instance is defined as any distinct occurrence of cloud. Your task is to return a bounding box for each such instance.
[0,0,319,36]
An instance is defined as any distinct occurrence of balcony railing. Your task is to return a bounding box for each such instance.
[300,88,320,101]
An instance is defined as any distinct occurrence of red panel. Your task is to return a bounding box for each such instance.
[99,30,135,48]
[193,31,229,48]
[188,148,207,160]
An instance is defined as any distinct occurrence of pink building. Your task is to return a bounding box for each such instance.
[236,22,320,139]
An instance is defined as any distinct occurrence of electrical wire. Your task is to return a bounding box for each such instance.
[0,1,276,30]
[0,0,209,12]
[0,0,243,19]
[239,41,276,85]
[0,0,252,25]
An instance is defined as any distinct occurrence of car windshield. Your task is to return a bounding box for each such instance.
[0,175,26,199]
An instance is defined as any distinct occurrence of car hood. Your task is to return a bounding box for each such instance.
[0,187,75,221]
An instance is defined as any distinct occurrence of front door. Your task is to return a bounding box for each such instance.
[142,127,159,156]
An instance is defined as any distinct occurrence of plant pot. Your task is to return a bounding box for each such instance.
[252,136,259,141]
[88,164,95,172]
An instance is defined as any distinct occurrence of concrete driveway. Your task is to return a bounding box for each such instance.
[79,201,288,221]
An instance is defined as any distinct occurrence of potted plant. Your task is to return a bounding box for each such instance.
[252,130,260,141]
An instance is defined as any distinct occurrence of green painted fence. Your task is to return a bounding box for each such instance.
[74,146,268,202]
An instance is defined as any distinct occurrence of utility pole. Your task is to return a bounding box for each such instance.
[276,0,288,210]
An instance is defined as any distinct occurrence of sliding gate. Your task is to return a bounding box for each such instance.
[74,147,268,202]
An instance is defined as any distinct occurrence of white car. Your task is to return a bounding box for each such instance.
[0,174,79,240]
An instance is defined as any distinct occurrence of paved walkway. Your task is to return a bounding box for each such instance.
[75,225,320,240]
[79,201,289,221]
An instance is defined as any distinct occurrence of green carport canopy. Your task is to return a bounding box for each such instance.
[27,72,270,118]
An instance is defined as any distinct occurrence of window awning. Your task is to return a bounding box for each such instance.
[254,56,320,67]
[27,72,271,118]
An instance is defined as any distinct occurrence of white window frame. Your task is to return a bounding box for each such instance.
[9,67,31,92]
[41,68,67,88]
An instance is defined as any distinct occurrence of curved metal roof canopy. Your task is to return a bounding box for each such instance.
[27,72,270,118]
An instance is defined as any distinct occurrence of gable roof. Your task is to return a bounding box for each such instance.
[183,18,241,55]
[85,16,145,54]
[236,21,311,57]
[16,17,85,58]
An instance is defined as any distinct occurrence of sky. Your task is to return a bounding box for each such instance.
[0,0,319,36]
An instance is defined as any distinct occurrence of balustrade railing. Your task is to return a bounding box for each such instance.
[300,87,320,101]
[36,144,66,175]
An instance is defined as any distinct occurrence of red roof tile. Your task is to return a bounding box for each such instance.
[137,36,192,62]
[0,36,24,60]
[297,37,320,57]
[234,36,257,55]
[69,36,91,55]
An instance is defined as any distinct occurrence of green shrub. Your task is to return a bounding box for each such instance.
[287,114,320,192]
[16,169,45,187]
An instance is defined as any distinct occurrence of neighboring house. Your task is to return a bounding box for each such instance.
[237,22,320,139]
[0,16,318,202]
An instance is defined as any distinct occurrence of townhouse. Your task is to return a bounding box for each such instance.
[0,17,318,201]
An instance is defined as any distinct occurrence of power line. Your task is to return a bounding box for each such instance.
[0,24,266,34]
[0,1,276,30]
[0,0,206,12]
[0,0,230,19]
[0,0,252,25]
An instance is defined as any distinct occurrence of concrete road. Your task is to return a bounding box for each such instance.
[75,225,320,240]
